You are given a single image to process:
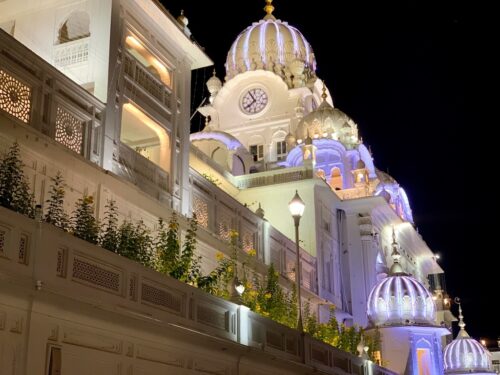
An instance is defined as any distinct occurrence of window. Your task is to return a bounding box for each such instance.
[125,34,171,88]
[276,140,287,160]
[120,103,170,171]
[250,144,264,162]
[417,348,432,375]
[58,11,90,44]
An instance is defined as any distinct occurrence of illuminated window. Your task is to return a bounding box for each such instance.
[58,11,90,44]
[417,348,432,375]
[121,103,170,171]
[250,144,264,161]
[276,140,287,160]
[329,167,343,190]
[125,35,171,88]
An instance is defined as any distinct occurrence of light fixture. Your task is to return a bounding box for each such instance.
[288,190,305,219]
[234,278,245,295]
[288,190,305,331]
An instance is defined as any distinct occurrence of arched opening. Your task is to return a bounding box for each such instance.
[58,11,90,44]
[329,167,343,190]
[125,35,171,87]
[121,103,170,172]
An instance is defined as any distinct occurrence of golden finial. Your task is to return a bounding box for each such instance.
[321,82,328,101]
[264,0,275,18]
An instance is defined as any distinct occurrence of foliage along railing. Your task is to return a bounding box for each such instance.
[0,29,104,166]
[0,205,395,375]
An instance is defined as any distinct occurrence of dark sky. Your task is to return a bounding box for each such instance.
[161,1,496,342]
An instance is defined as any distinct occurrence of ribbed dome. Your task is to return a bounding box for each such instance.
[444,304,494,374]
[367,229,436,327]
[444,338,493,374]
[367,274,436,326]
[225,15,316,87]
[295,96,359,149]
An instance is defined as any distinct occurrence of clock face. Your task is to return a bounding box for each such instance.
[241,88,268,114]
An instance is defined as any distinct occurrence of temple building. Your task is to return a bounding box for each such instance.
[0,0,465,374]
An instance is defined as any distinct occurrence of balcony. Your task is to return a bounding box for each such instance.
[0,206,396,375]
[123,50,173,123]
[0,29,104,166]
[53,37,90,68]
[234,166,314,189]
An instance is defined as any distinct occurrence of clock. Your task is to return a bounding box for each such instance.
[241,88,268,114]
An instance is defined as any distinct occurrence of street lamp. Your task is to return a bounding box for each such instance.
[288,190,305,331]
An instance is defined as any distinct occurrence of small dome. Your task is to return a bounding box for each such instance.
[367,275,436,326]
[206,71,222,95]
[285,132,296,146]
[367,229,436,327]
[444,304,494,374]
[225,8,316,87]
[356,159,366,169]
[296,91,359,149]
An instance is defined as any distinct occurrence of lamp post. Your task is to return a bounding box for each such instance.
[288,190,305,332]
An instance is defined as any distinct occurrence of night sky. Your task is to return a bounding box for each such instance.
[161,1,496,342]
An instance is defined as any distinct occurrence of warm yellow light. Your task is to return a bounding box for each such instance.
[125,35,143,50]
[288,190,305,218]
[481,339,487,346]
[443,298,449,305]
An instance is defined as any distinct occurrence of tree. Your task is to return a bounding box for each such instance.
[156,213,180,276]
[100,199,119,252]
[173,214,201,284]
[44,171,69,230]
[72,194,99,244]
[0,142,34,217]
[116,220,153,267]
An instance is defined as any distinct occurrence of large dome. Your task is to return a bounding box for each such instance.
[295,88,359,148]
[225,3,316,87]
[366,230,436,327]
[443,305,494,374]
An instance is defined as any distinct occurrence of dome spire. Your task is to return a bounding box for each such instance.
[389,227,404,274]
[321,82,328,102]
[264,0,276,19]
[455,298,470,338]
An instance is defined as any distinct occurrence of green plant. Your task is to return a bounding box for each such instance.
[100,199,119,252]
[44,171,69,230]
[201,172,221,186]
[72,194,99,244]
[174,214,201,285]
[0,142,34,217]
[156,213,180,275]
[116,220,154,267]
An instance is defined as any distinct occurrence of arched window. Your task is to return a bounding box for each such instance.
[58,11,90,44]
[329,167,343,190]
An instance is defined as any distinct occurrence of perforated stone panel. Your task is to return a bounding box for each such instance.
[18,234,28,264]
[0,69,31,123]
[55,106,84,154]
[0,228,6,254]
[196,305,227,331]
[141,283,182,314]
[72,257,120,293]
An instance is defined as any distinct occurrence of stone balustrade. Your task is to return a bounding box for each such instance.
[0,206,395,375]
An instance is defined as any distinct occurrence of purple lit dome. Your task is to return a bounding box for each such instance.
[366,230,436,327]
[225,7,316,86]
[443,304,494,374]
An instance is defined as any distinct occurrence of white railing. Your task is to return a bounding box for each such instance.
[0,207,396,375]
[234,166,313,189]
[123,51,172,111]
[53,37,90,67]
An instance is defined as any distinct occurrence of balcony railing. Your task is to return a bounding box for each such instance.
[123,51,172,116]
[234,166,313,189]
[53,37,90,67]
[0,29,104,166]
[114,142,170,201]
[0,206,396,375]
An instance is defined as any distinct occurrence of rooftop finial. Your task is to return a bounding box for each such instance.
[264,0,275,19]
[389,226,404,274]
[321,82,328,102]
[455,297,469,337]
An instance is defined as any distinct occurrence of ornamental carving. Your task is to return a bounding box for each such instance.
[0,69,31,123]
[55,106,84,154]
